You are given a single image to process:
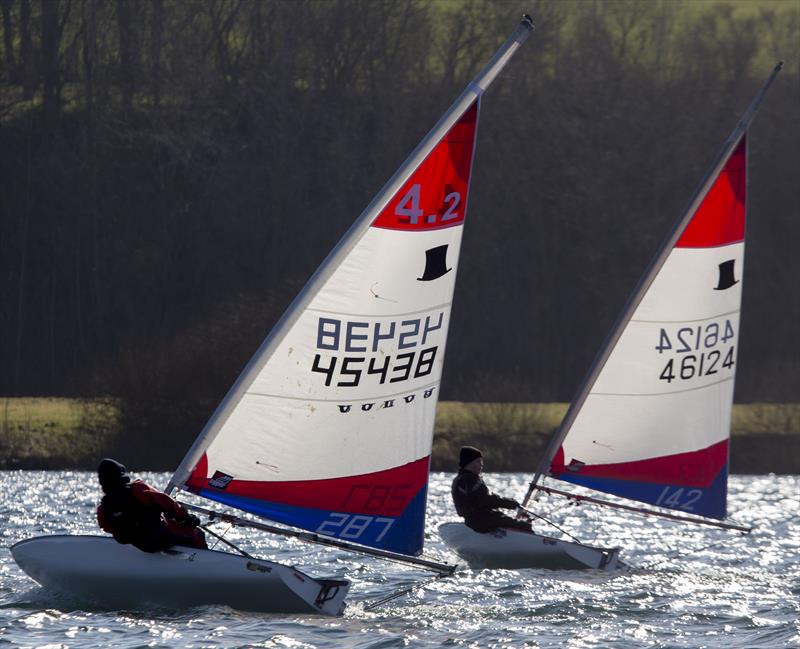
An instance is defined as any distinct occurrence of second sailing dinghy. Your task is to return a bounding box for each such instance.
[12,17,534,613]
[440,63,782,571]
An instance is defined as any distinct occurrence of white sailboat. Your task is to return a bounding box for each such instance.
[11,16,534,614]
[440,63,783,571]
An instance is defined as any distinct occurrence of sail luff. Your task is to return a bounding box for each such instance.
[168,16,534,495]
[522,63,783,508]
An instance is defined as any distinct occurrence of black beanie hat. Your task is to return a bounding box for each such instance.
[459,446,483,468]
[97,458,130,494]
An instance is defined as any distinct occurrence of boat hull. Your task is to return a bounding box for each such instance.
[438,523,623,571]
[11,535,349,615]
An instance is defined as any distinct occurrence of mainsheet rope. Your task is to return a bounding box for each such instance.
[363,571,455,612]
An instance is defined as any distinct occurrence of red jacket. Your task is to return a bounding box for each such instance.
[97,480,188,535]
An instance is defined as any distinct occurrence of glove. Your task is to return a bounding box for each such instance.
[179,513,201,527]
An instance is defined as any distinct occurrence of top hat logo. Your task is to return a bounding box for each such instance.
[418,245,451,282]
[714,259,739,291]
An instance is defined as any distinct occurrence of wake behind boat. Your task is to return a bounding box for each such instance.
[11,16,535,613]
[440,62,782,572]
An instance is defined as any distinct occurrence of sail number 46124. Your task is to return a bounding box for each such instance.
[659,348,735,383]
[655,320,735,354]
[656,319,736,383]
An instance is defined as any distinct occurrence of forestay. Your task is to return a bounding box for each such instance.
[168,17,534,557]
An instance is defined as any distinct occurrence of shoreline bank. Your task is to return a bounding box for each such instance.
[2,398,798,473]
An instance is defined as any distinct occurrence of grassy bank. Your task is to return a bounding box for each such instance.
[0,397,119,469]
[433,402,800,474]
[1,398,798,473]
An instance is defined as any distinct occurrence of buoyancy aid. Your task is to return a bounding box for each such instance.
[99,486,164,544]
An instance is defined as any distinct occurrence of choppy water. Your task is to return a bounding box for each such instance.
[1,471,798,648]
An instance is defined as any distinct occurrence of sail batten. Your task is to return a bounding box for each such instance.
[591,376,734,397]
[241,381,440,403]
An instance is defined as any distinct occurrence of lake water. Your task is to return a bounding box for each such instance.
[1,472,798,648]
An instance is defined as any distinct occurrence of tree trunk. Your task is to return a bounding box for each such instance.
[150,0,163,106]
[81,0,97,115]
[41,0,61,131]
[116,0,135,110]
[13,133,31,393]
[82,0,103,370]
[20,0,34,99]
[250,0,265,70]
[1,0,14,79]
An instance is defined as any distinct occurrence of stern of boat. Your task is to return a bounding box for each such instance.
[439,522,624,571]
[266,559,350,616]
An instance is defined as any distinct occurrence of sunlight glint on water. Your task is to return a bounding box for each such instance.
[1,471,798,648]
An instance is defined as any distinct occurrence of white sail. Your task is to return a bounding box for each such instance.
[169,17,534,557]
[546,138,746,519]
[525,63,783,524]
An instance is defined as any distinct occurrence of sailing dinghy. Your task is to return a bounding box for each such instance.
[12,16,534,613]
[440,63,783,571]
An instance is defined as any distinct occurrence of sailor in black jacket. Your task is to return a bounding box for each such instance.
[451,446,532,534]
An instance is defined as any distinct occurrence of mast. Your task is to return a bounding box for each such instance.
[168,15,534,495]
[522,62,783,508]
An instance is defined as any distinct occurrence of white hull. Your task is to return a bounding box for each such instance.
[438,523,623,571]
[11,535,349,615]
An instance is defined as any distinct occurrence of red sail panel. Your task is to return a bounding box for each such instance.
[550,440,728,488]
[371,101,478,232]
[676,136,746,248]
[186,453,429,516]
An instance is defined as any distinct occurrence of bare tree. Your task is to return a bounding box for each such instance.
[41,0,61,130]
[1,0,14,78]
[149,0,163,106]
[115,0,136,109]
[19,0,34,98]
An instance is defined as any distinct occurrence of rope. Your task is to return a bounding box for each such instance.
[363,571,455,612]
[201,522,253,558]
[520,486,591,545]
[519,506,586,545]
[205,522,232,551]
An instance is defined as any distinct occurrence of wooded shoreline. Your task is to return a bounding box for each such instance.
[1,399,797,474]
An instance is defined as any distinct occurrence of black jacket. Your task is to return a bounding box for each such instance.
[451,469,530,533]
[451,469,517,519]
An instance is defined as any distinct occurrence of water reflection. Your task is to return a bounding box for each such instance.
[1,472,798,648]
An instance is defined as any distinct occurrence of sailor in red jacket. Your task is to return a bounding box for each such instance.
[96,458,207,552]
